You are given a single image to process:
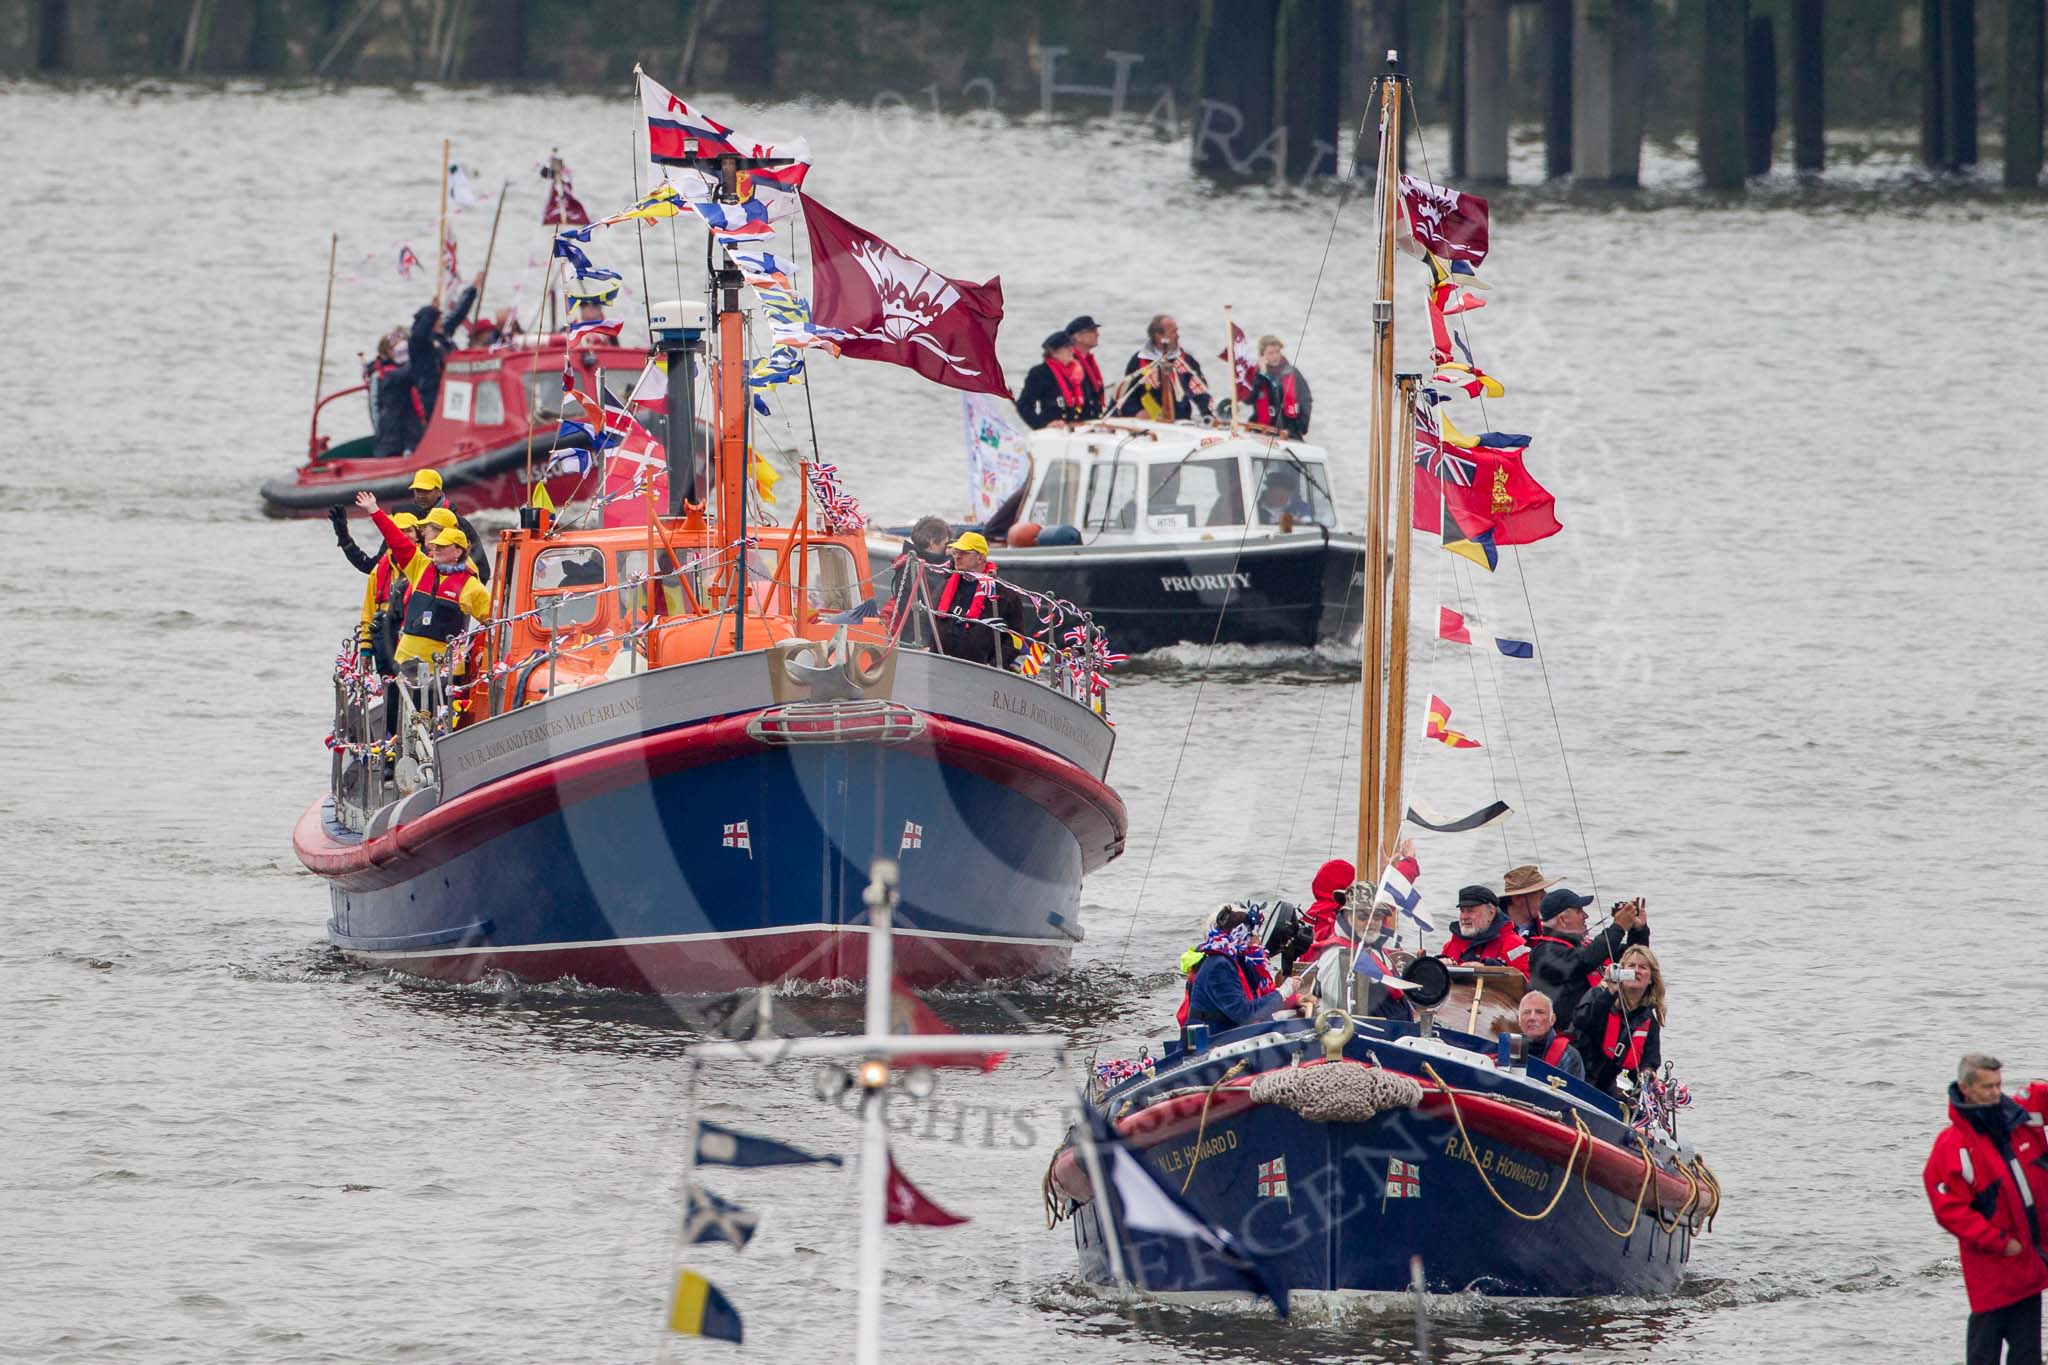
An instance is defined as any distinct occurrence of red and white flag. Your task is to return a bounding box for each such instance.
[889,976,1006,1073]
[1385,1157,1422,1199]
[1400,175,1491,266]
[899,820,923,851]
[721,820,752,854]
[598,390,669,529]
[1218,320,1257,403]
[885,1149,968,1227]
[801,193,1009,397]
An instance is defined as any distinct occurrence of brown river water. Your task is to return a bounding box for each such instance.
[2,80,2044,1362]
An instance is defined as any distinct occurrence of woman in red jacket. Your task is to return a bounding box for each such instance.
[1924,1053,2048,1364]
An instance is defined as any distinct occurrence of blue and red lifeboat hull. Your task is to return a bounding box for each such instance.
[293,655,1125,992]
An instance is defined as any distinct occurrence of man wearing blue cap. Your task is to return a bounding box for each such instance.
[1525,889,1650,1025]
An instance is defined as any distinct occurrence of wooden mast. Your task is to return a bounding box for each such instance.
[1358,58,1405,881]
[1380,374,1419,864]
[434,138,451,311]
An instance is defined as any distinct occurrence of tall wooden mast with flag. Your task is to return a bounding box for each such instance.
[1358,54,1411,896]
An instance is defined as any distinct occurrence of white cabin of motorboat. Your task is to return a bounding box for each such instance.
[1015,418,1344,545]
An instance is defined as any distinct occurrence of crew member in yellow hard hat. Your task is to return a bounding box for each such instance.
[931,530,1033,669]
[416,506,484,578]
[356,511,419,674]
[354,490,491,667]
[407,468,488,584]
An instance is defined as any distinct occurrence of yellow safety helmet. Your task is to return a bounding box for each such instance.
[409,468,445,492]
[947,531,990,555]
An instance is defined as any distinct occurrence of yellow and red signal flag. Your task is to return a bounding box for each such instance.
[1425,694,1483,750]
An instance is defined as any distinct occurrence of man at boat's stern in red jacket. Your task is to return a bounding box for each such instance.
[1924,1052,2048,1365]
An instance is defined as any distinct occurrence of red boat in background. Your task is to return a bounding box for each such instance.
[261,333,649,518]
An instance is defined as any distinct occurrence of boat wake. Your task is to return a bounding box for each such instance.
[1121,637,1363,679]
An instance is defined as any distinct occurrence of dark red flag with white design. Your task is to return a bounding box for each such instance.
[1399,175,1490,266]
[885,1149,969,1227]
[801,193,1009,397]
[1217,321,1256,403]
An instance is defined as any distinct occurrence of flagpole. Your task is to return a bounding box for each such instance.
[1224,304,1241,436]
[434,138,451,311]
[473,178,509,323]
[1359,60,1404,882]
[313,231,337,415]
[856,860,898,1365]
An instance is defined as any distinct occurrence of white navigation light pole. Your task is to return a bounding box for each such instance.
[686,860,1066,1365]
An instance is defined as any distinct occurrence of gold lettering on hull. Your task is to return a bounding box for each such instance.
[1442,1132,1550,1191]
[1154,1129,1239,1173]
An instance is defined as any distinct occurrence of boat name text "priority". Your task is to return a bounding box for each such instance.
[1159,572,1251,592]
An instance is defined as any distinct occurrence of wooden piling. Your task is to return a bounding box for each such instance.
[1543,0,1573,179]
[1790,0,1825,172]
[1278,0,1344,179]
[1446,0,1467,179]
[2007,0,2045,186]
[1572,0,1647,187]
[1744,13,1777,176]
[1699,0,1748,189]
[1942,0,1978,167]
[1193,0,1281,179]
[1925,0,1980,169]
[1464,0,1511,183]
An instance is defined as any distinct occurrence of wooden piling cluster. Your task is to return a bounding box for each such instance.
[1301,0,2043,193]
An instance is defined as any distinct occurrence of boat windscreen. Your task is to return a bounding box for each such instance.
[1144,456,1245,530]
[1252,457,1336,527]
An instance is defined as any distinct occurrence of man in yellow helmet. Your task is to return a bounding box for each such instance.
[930,531,1033,669]
[354,490,491,667]
[406,468,488,584]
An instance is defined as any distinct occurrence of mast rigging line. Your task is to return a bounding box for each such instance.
[1400,77,1599,899]
[1108,87,1388,977]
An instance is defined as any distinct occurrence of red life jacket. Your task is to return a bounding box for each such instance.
[936,568,997,619]
[1075,351,1104,406]
[1046,358,1086,417]
[1441,917,1529,971]
[1540,1033,1574,1068]
[1599,1005,1654,1071]
[1255,370,1300,425]
[402,563,476,643]
[1174,952,1261,1028]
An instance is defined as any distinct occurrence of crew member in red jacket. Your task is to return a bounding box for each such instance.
[1301,858,1356,951]
[1925,1053,2048,1365]
[1439,886,1530,973]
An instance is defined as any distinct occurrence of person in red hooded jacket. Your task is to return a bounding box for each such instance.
[1925,1053,2048,1364]
[1301,858,1356,951]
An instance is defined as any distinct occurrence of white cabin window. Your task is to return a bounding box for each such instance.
[1253,458,1336,526]
[472,380,506,426]
[1029,460,1080,526]
[532,546,606,629]
[1146,456,1245,530]
[440,380,473,423]
[1083,462,1137,531]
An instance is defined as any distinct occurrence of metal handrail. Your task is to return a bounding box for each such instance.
[308,382,369,458]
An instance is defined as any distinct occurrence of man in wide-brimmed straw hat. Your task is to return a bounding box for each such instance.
[1499,865,1565,936]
